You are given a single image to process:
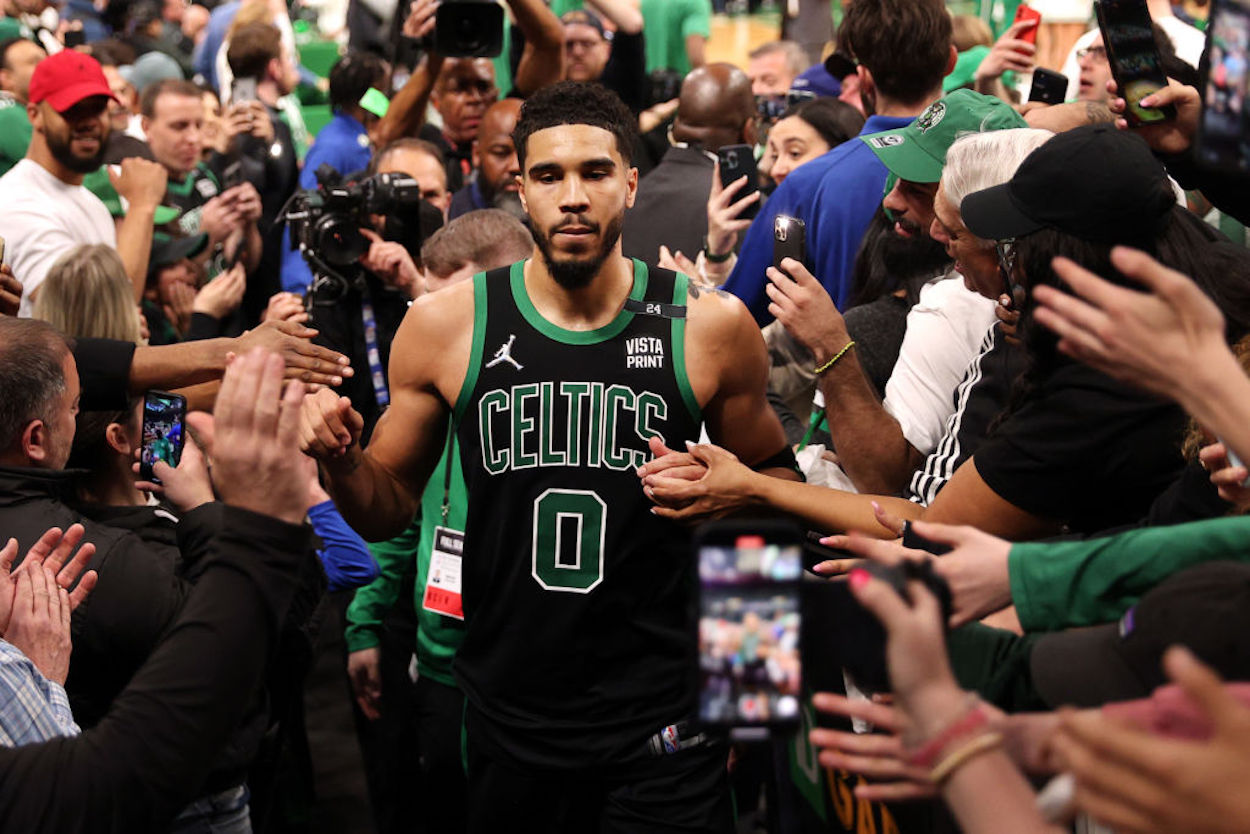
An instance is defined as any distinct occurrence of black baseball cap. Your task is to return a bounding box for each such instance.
[960,124,1175,244]
[1030,562,1250,708]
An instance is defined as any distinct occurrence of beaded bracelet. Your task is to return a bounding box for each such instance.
[928,731,1004,786]
[903,694,987,768]
[814,340,856,376]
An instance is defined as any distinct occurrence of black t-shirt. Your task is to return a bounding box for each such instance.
[973,359,1188,534]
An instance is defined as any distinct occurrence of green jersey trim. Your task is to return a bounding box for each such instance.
[508,258,649,345]
[452,271,489,424]
[671,271,702,424]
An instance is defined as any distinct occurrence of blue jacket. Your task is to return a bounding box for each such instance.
[722,114,914,324]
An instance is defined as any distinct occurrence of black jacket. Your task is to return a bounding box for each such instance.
[0,466,209,728]
[0,505,311,833]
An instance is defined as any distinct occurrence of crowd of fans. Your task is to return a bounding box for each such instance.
[0,0,1248,831]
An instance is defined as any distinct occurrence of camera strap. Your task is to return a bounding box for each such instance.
[360,290,390,409]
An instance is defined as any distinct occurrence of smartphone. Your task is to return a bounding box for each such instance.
[716,144,760,220]
[1013,3,1042,44]
[222,159,244,190]
[1095,0,1177,126]
[773,214,806,276]
[695,520,804,740]
[140,391,187,484]
[1028,68,1069,104]
[232,77,258,104]
[1196,0,1250,173]
[0,234,7,265]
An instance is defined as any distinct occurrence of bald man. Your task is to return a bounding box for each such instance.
[448,98,523,222]
[621,63,756,265]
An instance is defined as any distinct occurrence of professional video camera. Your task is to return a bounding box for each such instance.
[284,166,441,273]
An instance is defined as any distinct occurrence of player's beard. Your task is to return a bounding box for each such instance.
[533,211,624,290]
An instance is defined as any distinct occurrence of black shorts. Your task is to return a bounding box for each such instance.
[464,707,734,834]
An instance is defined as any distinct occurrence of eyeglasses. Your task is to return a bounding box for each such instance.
[1076,45,1108,61]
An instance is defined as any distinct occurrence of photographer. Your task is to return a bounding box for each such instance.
[292,150,443,438]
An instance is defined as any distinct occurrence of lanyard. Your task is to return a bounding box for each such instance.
[360,289,390,409]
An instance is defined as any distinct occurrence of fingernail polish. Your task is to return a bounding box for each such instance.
[849,568,870,591]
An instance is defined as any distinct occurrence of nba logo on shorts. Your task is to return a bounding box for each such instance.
[661,724,681,754]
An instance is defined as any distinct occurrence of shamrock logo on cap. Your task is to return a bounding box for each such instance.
[915,101,946,133]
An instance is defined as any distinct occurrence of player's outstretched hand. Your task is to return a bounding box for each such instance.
[642,442,759,521]
[299,388,365,465]
[211,348,309,525]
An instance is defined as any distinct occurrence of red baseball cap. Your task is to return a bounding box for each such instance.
[28,50,118,113]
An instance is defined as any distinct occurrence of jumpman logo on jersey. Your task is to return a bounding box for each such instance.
[486,334,524,370]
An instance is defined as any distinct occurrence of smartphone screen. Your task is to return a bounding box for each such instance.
[1096,0,1177,125]
[141,391,187,484]
[697,528,803,739]
[716,144,760,219]
[1197,0,1250,173]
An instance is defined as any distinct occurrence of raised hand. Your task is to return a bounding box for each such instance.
[210,348,309,525]
[134,430,216,512]
[706,160,760,258]
[192,263,247,320]
[765,257,848,362]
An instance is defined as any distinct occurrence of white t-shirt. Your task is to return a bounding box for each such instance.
[0,159,117,316]
[1060,16,1207,100]
[882,272,998,456]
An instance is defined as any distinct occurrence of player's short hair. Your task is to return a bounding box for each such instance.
[512,81,637,170]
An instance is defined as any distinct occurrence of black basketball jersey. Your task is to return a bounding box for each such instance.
[452,259,704,770]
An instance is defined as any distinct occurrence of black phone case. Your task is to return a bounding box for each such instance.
[1028,68,1069,104]
[716,145,760,220]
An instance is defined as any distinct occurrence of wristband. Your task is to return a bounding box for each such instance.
[903,695,987,768]
[814,340,856,375]
[928,731,1003,786]
[703,235,733,263]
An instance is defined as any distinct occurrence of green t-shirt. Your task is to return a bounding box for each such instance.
[0,96,31,178]
[0,16,26,40]
[640,0,711,76]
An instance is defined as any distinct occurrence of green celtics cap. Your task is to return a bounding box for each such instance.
[859,89,1027,184]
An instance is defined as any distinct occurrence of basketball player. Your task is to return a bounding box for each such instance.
[300,82,798,832]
